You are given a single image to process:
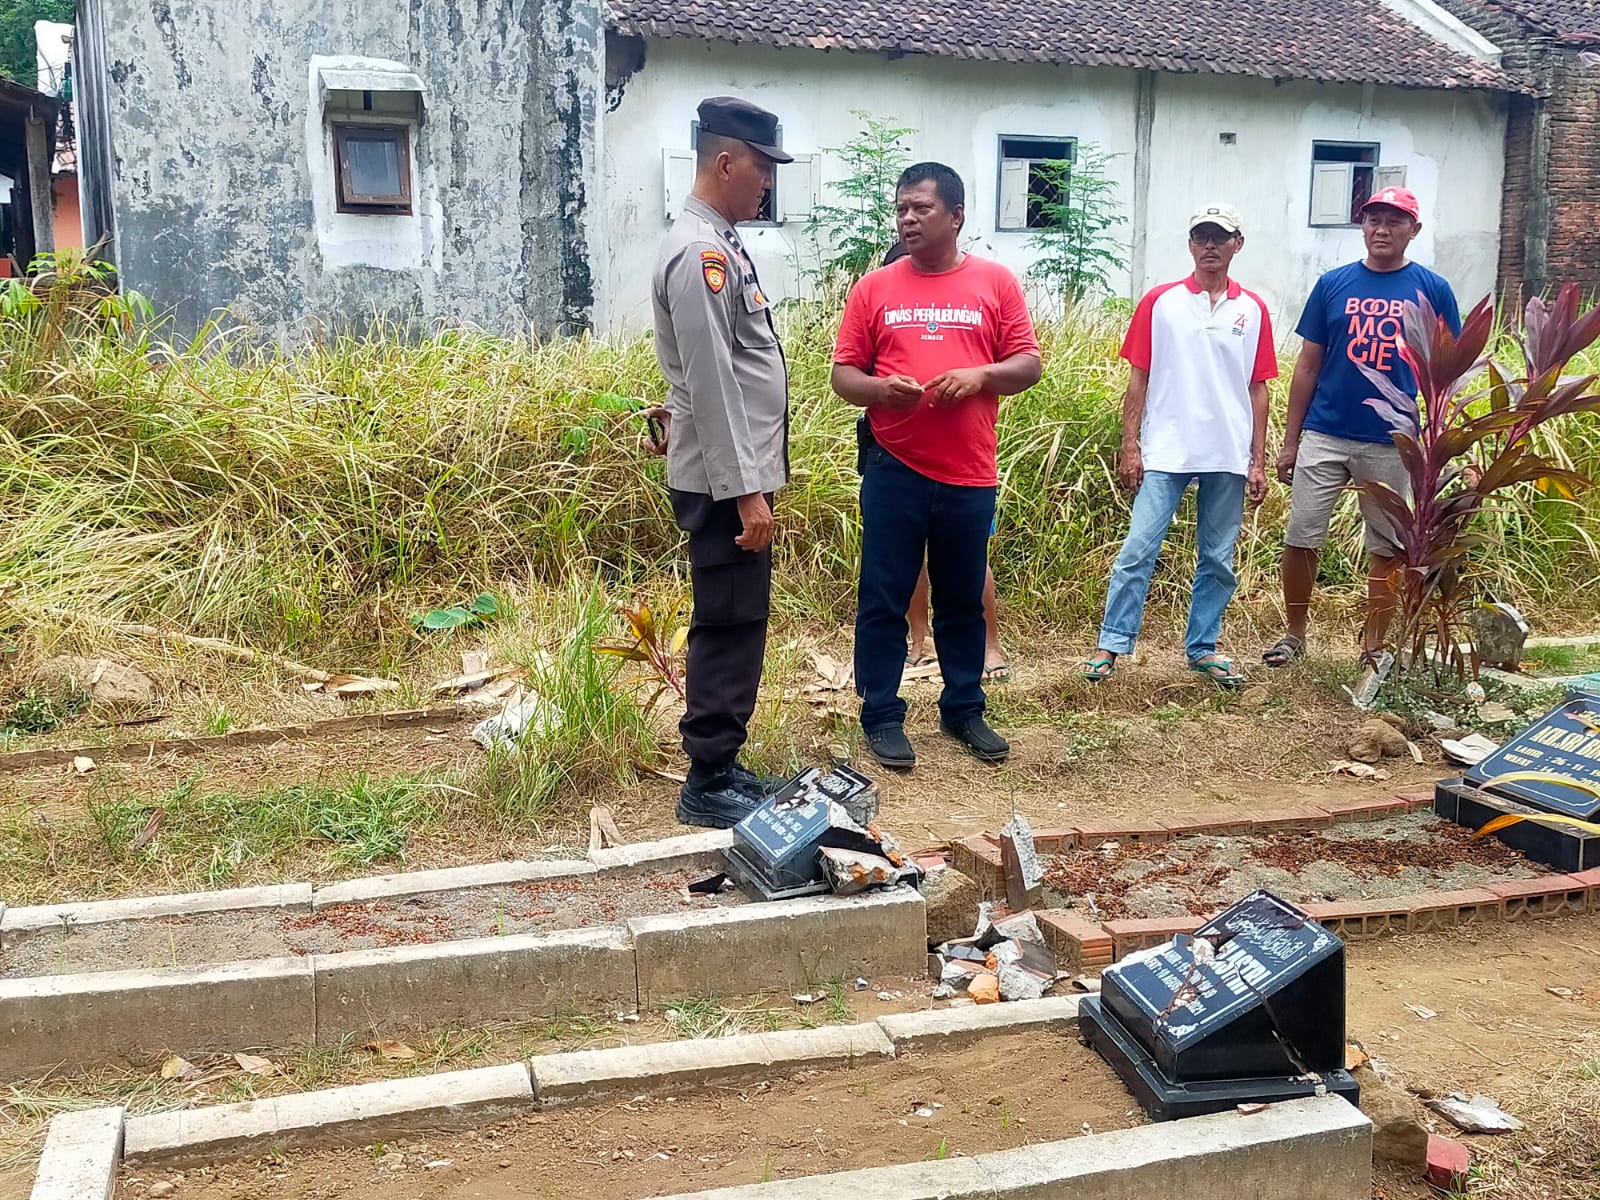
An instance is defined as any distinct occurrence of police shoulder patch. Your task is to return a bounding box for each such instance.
[702,259,727,294]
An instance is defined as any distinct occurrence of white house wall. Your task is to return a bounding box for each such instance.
[1146,72,1505,322]
[602,38,1506,336]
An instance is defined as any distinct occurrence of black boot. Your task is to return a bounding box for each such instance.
[677,762,763,829]
[727,760,786,799]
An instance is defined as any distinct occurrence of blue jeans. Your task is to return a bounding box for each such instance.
[1098,470,1246,663]
[855,445,996,732]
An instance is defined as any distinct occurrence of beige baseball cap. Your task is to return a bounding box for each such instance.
[1188,203,1244,235]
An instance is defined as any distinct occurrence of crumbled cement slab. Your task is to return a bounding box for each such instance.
[876,995,1082,1050]
[29,1105,123,1200]
[531,1022,895,1106]
[123,1064,533,1165]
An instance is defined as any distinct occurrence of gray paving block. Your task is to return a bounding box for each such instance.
[589,830,733,873]
[630,886,927,1002]
[2,883,312,948]
[124,1063,532,1165]
[876,995,1082,1050]
[29,1106,124,1200]
[1,958,314,1081]
[312,928,636,1039]
[310,858,595,910]
[532,1021,894,1106]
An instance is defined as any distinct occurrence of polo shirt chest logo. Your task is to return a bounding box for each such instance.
[1232,312,1249,337]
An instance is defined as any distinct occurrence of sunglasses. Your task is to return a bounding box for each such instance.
[1189,229,1238,246]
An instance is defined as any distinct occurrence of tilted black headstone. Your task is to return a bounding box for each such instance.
[1466,692,1600,821]
[1081,890,1358,1120]
[1097,891,1345,1081]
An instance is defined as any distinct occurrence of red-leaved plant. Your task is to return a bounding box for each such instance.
[1357,284,1600,675]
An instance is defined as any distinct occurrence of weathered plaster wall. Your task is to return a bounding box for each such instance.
[82,0,601,337]
[601,39,1507,334]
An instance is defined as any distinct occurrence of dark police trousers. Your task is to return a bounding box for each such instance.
[854,444,995,733]
[670,489,774,768]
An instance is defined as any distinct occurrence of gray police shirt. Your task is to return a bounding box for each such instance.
[652,196,789,499]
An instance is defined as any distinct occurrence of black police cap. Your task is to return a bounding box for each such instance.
[696,96,793,163]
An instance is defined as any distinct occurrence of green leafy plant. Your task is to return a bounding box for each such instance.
[4,688,87,734]
[2,247,152,354]
[806,112,914,292]
[1025,144,1127,305]
[410,592,501,632]
[559,390,637,455]
[1358,284,1600,677]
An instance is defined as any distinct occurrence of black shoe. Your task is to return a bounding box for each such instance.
[728,761,785,799]
[941,715,1010,762]
[864,724,916,770]
[676,769,763,829]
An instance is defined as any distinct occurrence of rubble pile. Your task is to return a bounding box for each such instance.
[931,904,1063,1003]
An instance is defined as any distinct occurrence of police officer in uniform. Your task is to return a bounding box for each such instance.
[646,97,792,829]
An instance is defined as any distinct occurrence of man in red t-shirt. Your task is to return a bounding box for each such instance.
[831,163,1042,769]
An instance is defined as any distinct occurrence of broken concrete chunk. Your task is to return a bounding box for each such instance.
[999,814,1044,910]
[920,865,980,946]
[818,846,897,895]
[1471,602,1529,670]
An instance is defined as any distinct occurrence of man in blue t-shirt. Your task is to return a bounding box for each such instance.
[1262,186,1460,673]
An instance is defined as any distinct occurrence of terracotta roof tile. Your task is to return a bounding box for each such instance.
[1492,0,1600,39]
[607,0,1522,90]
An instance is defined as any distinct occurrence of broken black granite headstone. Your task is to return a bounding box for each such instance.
[1080,890,1359,1121]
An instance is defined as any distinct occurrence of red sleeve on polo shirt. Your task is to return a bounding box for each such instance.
[832,272,877,370]
[1120,286,1160,372]
[1244,288,1279,383]
[997,270,1040,361]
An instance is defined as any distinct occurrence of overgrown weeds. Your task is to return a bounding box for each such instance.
[1,295,1599,677]
[84,769,448,888]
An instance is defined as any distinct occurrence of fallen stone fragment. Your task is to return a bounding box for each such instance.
[1426,1092,1524,1133]
[1355,1066,1429,1169]
[920,865,980,946]
[38,655,155,708]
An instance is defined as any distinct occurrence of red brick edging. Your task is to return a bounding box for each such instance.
[949,792,1600,969]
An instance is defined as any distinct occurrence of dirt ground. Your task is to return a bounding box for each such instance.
[122,1031,1142,1200]
[0,868,741,978]
[1040,812,1544,921]
[3,633,1597,1200]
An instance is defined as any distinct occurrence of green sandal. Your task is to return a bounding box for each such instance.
[1190,655,1246,689]
[1081,653,1117,681]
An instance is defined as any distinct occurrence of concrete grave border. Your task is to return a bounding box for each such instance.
[34,1006,1367,1200]
[1,872,925,1081]
[0,831,735,950]
[953,793,1600,966]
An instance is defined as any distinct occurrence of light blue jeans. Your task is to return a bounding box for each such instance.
[1097,470,1247,663]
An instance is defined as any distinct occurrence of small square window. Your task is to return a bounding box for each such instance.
[997,137,1074,231]
[1309,141,1378,227]
[332,122,413,215]
[690,120,781,223]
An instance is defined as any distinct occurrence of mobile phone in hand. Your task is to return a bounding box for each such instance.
[640,410,665,444]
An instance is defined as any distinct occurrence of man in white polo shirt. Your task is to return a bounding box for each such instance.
[1081,203,1275,688]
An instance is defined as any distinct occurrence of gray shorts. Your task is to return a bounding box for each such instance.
[1286,430,1409,557]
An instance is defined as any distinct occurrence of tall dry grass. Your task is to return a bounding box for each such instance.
[2,301,1600,663]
